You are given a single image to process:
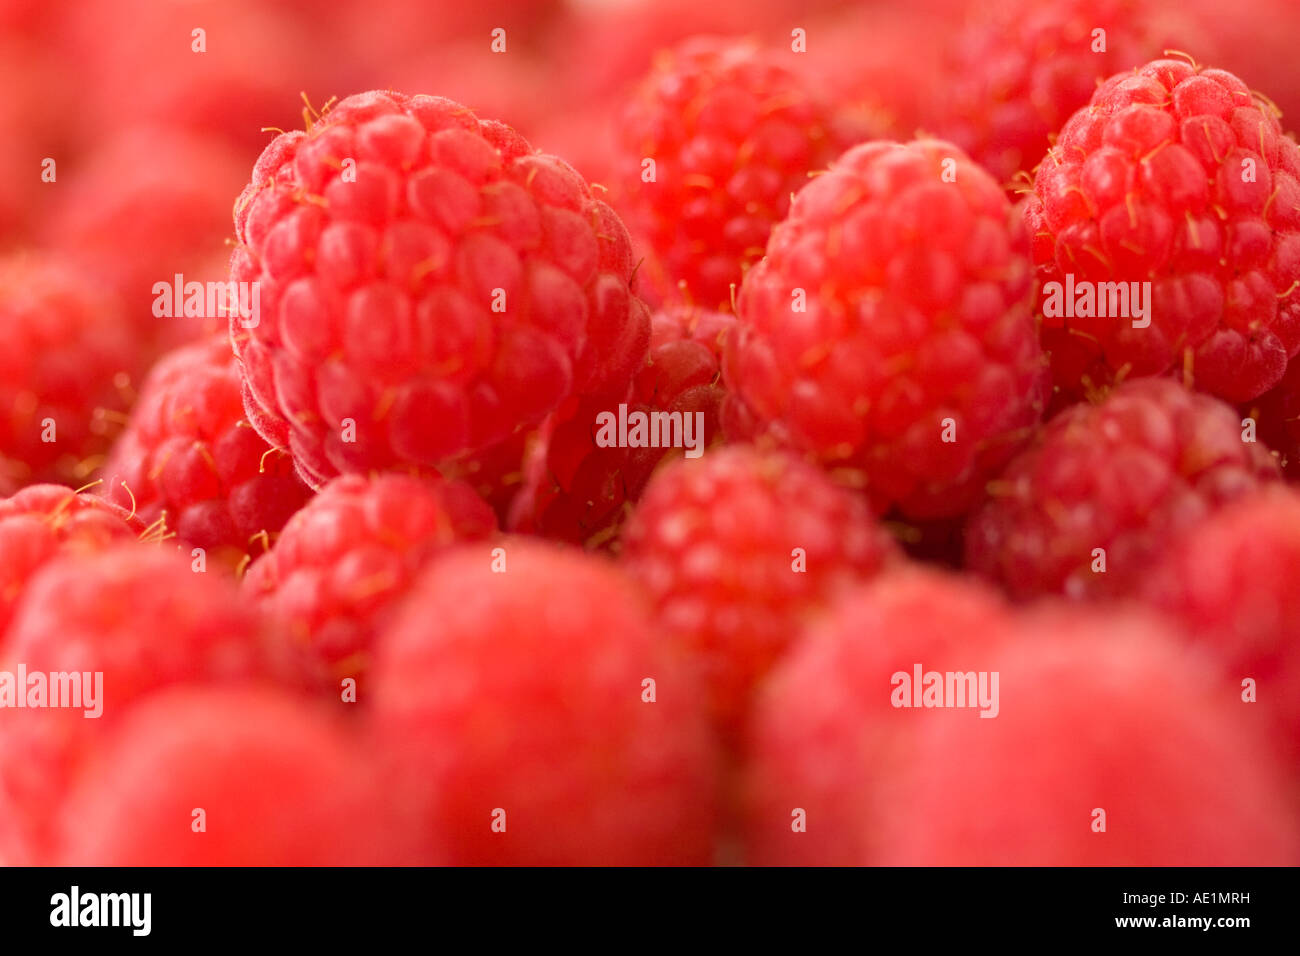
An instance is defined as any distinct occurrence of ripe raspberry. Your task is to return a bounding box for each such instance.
[743,567,1013,865]
[55,687,401,865]
[230,90,650,489]
[937,0,1186,183]
[1140,487,1300,762]
[508,304,734,545]
[100,337,312,573]
[620,446,898,742]
[1025,58,1300,403]
[0,484,141,637]
[617,37,846,311]
[0,545,270,864]
[41,128,247,354]
[0,254,138,486]
[370,540,718,865]
[725,139,1049,518]
[243,472,497,693]
[875,609,1298,864]
[966,378,1279,600]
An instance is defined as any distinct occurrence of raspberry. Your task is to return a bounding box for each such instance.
[370,540,718,864]
[41,128,247,355]
[936,0,1175,183]
[55,687,401,865]
[725,139,1049,518]
[1140,487,1300,762]
[742,567,1012,865]
[617,37,846,310]
[230,90,650,489]
[875,608,1298,865]
[101,337,312,573]
[620,446,898,742]
[0,545,269,864]
[965,378,1280,600]
[508,304,734,545]
[0,254,138,486]
[243,472,497,693]
[1025,58,1300,403]
[0,484,141,637]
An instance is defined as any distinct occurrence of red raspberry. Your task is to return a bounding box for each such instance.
[1140,487,1300,762]
[0,254,138,486]
[1182,0,1300,126]
[617,37,846,311]
[41,128,247,355]
[725,139,1049,518]
[966,378,1280,600]
[1025,58,1300,403]
[55,687,401,865]
[243,472,497,693]
[875,608,1298,865]
[620,446,898,742]
[230,90,650,489]
[370,540,718,865]
[101,337,312,573]
[0,484,141,636]
[743,567,1013,865]
[936,0,1179,183]
[0,545,270,864]
[508,304,734,545]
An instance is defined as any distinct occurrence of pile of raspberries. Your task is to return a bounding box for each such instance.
[3,0,1300,866]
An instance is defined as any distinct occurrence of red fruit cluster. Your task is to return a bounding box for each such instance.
[230,90,651,488]
[101,337,311,572]
[726,139,1049,518]
[1025,58,1300,402]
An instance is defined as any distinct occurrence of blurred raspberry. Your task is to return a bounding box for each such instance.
[966,378,1280,600]
[618,37,847,310]
[55,686,402,865]
[0,545,270,864]
[230,90,650,489]
[509,304,734,545]
[725,139,1048,518]
[41,128,247,355]
[1025,58,1300,403]
[1179,0,1300,126]
[936,0,1177,183]
[0,484,141,637]
[371,539,718,865]
[100,337,312,573]
[0,254,138,486]
[1141,487,1300,762]
[743,567,1013,865]
[620,446,898,743]
[875,608,1299,864]
[243,472,497,693]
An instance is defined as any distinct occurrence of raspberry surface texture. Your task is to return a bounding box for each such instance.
[370,540,718,865]
[0,255,138,486]
[620,446,898,742]
[965,378,1280,600]
[617,36,846,310]
[230,90,651,489]
[509,304,734,545]
[1025,58,1300,403]
[101,337,312,573]
[725,139,1049,518]
[243,472,497,693]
